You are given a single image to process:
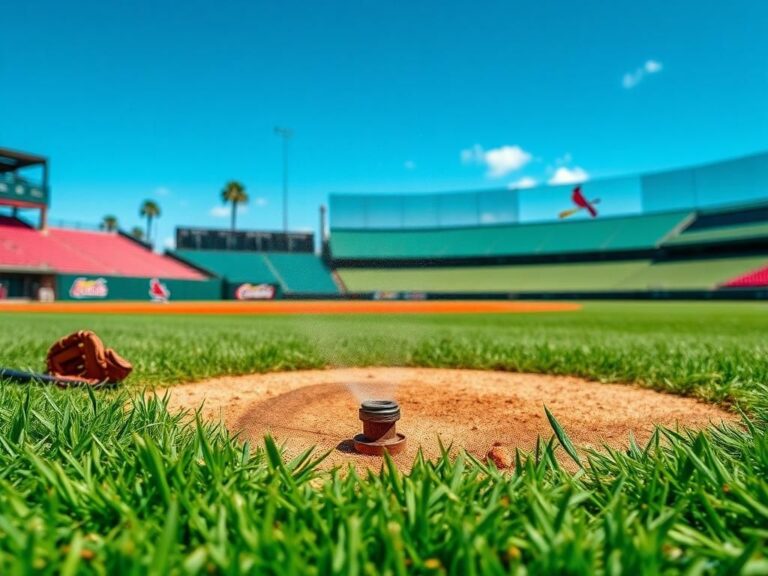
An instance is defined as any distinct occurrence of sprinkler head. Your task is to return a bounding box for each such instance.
[352,399,407,456]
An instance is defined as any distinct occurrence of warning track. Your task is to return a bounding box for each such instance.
[0,300,581,316]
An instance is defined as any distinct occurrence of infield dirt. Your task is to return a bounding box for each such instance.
[157,368,737,471]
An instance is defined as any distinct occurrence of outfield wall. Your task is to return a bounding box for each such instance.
[56,274,222,302]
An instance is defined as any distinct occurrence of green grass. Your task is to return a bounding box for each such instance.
[1,301,767,573]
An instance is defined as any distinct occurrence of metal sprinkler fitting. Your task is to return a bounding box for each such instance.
[352,399,407,456]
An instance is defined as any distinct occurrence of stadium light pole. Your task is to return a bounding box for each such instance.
[274,126,293,233]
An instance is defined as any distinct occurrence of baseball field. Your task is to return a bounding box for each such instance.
[1,300,767,574]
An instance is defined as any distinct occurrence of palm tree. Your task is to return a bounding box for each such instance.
[139,200,161,244]
[221,181,248,231]
[102,215,118,231]
[130,226,144,241]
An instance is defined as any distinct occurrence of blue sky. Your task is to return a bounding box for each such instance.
[2,0,767,246]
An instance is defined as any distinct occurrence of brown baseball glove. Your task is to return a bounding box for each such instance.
[46,330,133,386]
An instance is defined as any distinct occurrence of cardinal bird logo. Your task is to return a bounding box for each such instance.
[148,278,171,302]
[559,186,600,219]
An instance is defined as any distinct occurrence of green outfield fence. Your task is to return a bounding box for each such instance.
[55,274,222,301]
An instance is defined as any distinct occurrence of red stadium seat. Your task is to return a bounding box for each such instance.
[723,266,768,288]
[46,228,205,279]
[0,220,204,279]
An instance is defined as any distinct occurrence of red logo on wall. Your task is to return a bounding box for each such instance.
[235,283,276,300]
[70,277,108,299]
[149,278,171,302]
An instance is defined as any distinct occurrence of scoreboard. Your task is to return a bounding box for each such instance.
[176,228,315,253]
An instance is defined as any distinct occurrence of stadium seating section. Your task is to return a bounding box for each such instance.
[331,211,691,260]
[4,177,768,298]
[337,255,768,293]
[329,196,768,293]
[339,262,649,293]
[663,203,768,247]
[172,250,339,295]
[664,222,768,246]
[265,253,340,295]
[0,219,204,279]
[617,257,768,290]
[723,265,768,288]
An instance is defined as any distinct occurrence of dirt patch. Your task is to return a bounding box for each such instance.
[156,368,737,471]
[0,300,581,316]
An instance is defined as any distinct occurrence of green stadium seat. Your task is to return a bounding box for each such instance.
[263,253,340,294]
[616,256,768,290]
[664,221,768,246]
[662,201,768,247]
[172,250,339,295]
[172,250,278,284]
[331,211,691,260]
[338,262,651,293]
[337,256,768,293]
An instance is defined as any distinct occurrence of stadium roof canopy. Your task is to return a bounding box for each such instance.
[0,147,47,173]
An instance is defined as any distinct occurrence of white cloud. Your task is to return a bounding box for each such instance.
[548,166,589,185]
[254,197,268,207]
[404,160,416,170]
[461,144,532,178]
[508,176,537,189]
[154,186,171,197]
[480,212,498,224]
[210,204,248,218]
[163,236,175,249]
[622,59,663,89]
[644,59,662,73]
[485,146,532,177]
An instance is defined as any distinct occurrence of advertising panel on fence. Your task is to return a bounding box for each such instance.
[149,278,171,302]
[58,275,222,301]
[373,291,400,300]
[69,277,109,299]
[234,283,276,300]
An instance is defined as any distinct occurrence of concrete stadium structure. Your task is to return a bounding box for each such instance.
[329,152,768,299]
